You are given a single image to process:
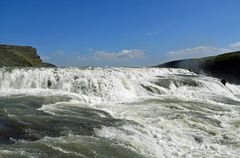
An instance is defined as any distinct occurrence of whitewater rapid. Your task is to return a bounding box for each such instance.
[0,67,195,103]
[0,67,240,158]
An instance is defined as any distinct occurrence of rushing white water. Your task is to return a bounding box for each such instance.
[0,67,195,103]
[0,67,240,158]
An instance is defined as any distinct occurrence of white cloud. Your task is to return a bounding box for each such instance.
[118,49,144,58]
[168,46,230,60]
[230,41,240,49]
[95,51,117,59]
[41,56,51,61]
[95,49,144,59]
[167,41,240,60]
[88,48,94,52]
[77,56,88,61]
[69,49,144,63]
[53,50,64,56]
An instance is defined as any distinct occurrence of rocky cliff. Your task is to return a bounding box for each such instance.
[0,44,55,67]
[156,51,240,84]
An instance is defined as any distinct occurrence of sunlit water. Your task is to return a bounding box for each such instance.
[0,67,239,158]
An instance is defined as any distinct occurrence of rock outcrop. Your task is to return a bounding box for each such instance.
[156,51,240,84]
[0,44,55,67]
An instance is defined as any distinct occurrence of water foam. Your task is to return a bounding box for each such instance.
[1,67,240,158]
[0,67,194,103]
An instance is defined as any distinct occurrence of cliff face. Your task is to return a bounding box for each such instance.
[156,51,240,84]
[0,44,55,67]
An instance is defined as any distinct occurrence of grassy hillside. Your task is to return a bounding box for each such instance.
[156,51,240,84]
[0,44,55,67]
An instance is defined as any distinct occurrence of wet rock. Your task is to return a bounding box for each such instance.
[221,79,227,86]
[194,136,203,143]
[53,68,58,74]
[73,76,79,80]
[55,76,60,82]
[47,80,52,88]
[222,134,229,140]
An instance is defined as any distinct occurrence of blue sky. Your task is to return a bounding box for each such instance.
[1,0,240,67]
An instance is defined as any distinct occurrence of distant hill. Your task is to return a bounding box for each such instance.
[0,44,55,67]
[156,51,240,84]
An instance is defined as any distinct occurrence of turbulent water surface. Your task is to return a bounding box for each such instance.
[0,67,239,158]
